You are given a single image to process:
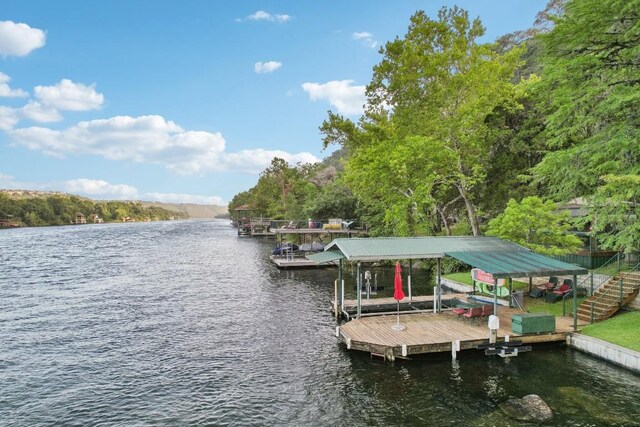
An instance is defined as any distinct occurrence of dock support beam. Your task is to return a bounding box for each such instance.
[408,259,413,302]
[356,262,362,318]
[437,258,442,313]
[508,277,513,308]
[338,259,343,315]
[493,278,498,316]
[573,273,578,332]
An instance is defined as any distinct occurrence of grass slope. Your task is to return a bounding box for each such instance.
[580,311,640,352]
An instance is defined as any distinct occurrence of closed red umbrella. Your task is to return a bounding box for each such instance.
[392,262,405,331]
[394,262,405,301]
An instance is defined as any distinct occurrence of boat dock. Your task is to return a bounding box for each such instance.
[270,223,367,268]
[337,306,578,361]
[270,254,334,269]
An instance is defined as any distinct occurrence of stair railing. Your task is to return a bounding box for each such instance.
[576,252,622,296]
[587,262,640,323]
[589,278,623,323]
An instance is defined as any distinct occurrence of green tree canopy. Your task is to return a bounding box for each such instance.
[486,196,582,255]
[322,7,525,236]
[532,0,640,200]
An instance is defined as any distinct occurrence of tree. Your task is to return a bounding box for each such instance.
[590,175,640,254]
[531,0,640,201]
[322,7,525,235]
[485,196,582,255]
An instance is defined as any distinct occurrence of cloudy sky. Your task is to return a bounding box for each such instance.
[0,1,547,206]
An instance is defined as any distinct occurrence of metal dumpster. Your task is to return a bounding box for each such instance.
[511,313,556,334]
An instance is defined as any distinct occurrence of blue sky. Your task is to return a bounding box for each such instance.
[0,1,547,206]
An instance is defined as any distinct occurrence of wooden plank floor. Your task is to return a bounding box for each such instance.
[339,307,579,359]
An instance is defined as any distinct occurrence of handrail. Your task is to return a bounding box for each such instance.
[589,278,623,323]
[588,262,640,323]
[576,252,621,296]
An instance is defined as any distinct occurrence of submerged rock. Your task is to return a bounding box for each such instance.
[499,394,553,423]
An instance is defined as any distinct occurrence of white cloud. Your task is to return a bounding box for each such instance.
[254,61,282,74]
[0,106,19,130]
[144,192,225,205]
[21,101,63,123]
[352,31,378,48]
[62,178,139,199]
[0,172,16,185]
[302,80,366,115]
[222,149,320,174]
[243,10,292,23]
[34,79,104,111]
[0,72,28,97]
[0,21,46,57]
[8,114,319,174]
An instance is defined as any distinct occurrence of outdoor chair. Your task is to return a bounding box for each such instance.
[530,276,558,298]
[452,307,467,316]
[463,307,483,324]
[481,304,494,317]
[544,280,573,303]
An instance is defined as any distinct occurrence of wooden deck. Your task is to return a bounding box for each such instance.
[338,307,579,361]
[275,227,366,236]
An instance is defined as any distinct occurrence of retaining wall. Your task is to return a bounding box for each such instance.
[567,333,640,374]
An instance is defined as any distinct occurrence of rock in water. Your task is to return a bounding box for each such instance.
[499,394,553,423]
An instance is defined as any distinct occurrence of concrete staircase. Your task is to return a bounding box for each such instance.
[576,271,640,323]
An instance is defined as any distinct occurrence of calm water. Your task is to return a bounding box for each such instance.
[1,220,638,426]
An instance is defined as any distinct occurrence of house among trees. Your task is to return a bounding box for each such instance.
[88,214,104,224]
[75,213,87,224]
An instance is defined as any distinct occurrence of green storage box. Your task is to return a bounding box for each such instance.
[511,313,556,334]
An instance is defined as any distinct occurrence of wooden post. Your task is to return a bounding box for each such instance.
[334,279,339,320]
[528,277,533,294]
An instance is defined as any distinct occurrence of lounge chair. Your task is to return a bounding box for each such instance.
[530,276,558,298]
[544,279,573,302]
[452,307,467,316]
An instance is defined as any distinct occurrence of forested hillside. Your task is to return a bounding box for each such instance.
[0,191,187,227]
[228,0,639,255]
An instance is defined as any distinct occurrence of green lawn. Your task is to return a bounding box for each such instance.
[526,295,585,317]
[580,311,640,352]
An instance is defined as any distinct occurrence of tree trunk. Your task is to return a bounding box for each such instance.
[456,184,480,236]
[436,206,452,236]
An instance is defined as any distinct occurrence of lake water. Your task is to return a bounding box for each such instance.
[1,220,639,426]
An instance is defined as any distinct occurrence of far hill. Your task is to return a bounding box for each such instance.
[139,201,228,219]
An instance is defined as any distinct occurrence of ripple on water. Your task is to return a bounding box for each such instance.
[2,220,640,426]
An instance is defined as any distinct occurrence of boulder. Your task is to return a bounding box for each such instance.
[499,394,553,423]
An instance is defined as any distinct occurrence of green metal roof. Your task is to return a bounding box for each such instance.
[321,236,587,278]
[445,250,587,279]
[306,250,345,264]
[323,236,528,261]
